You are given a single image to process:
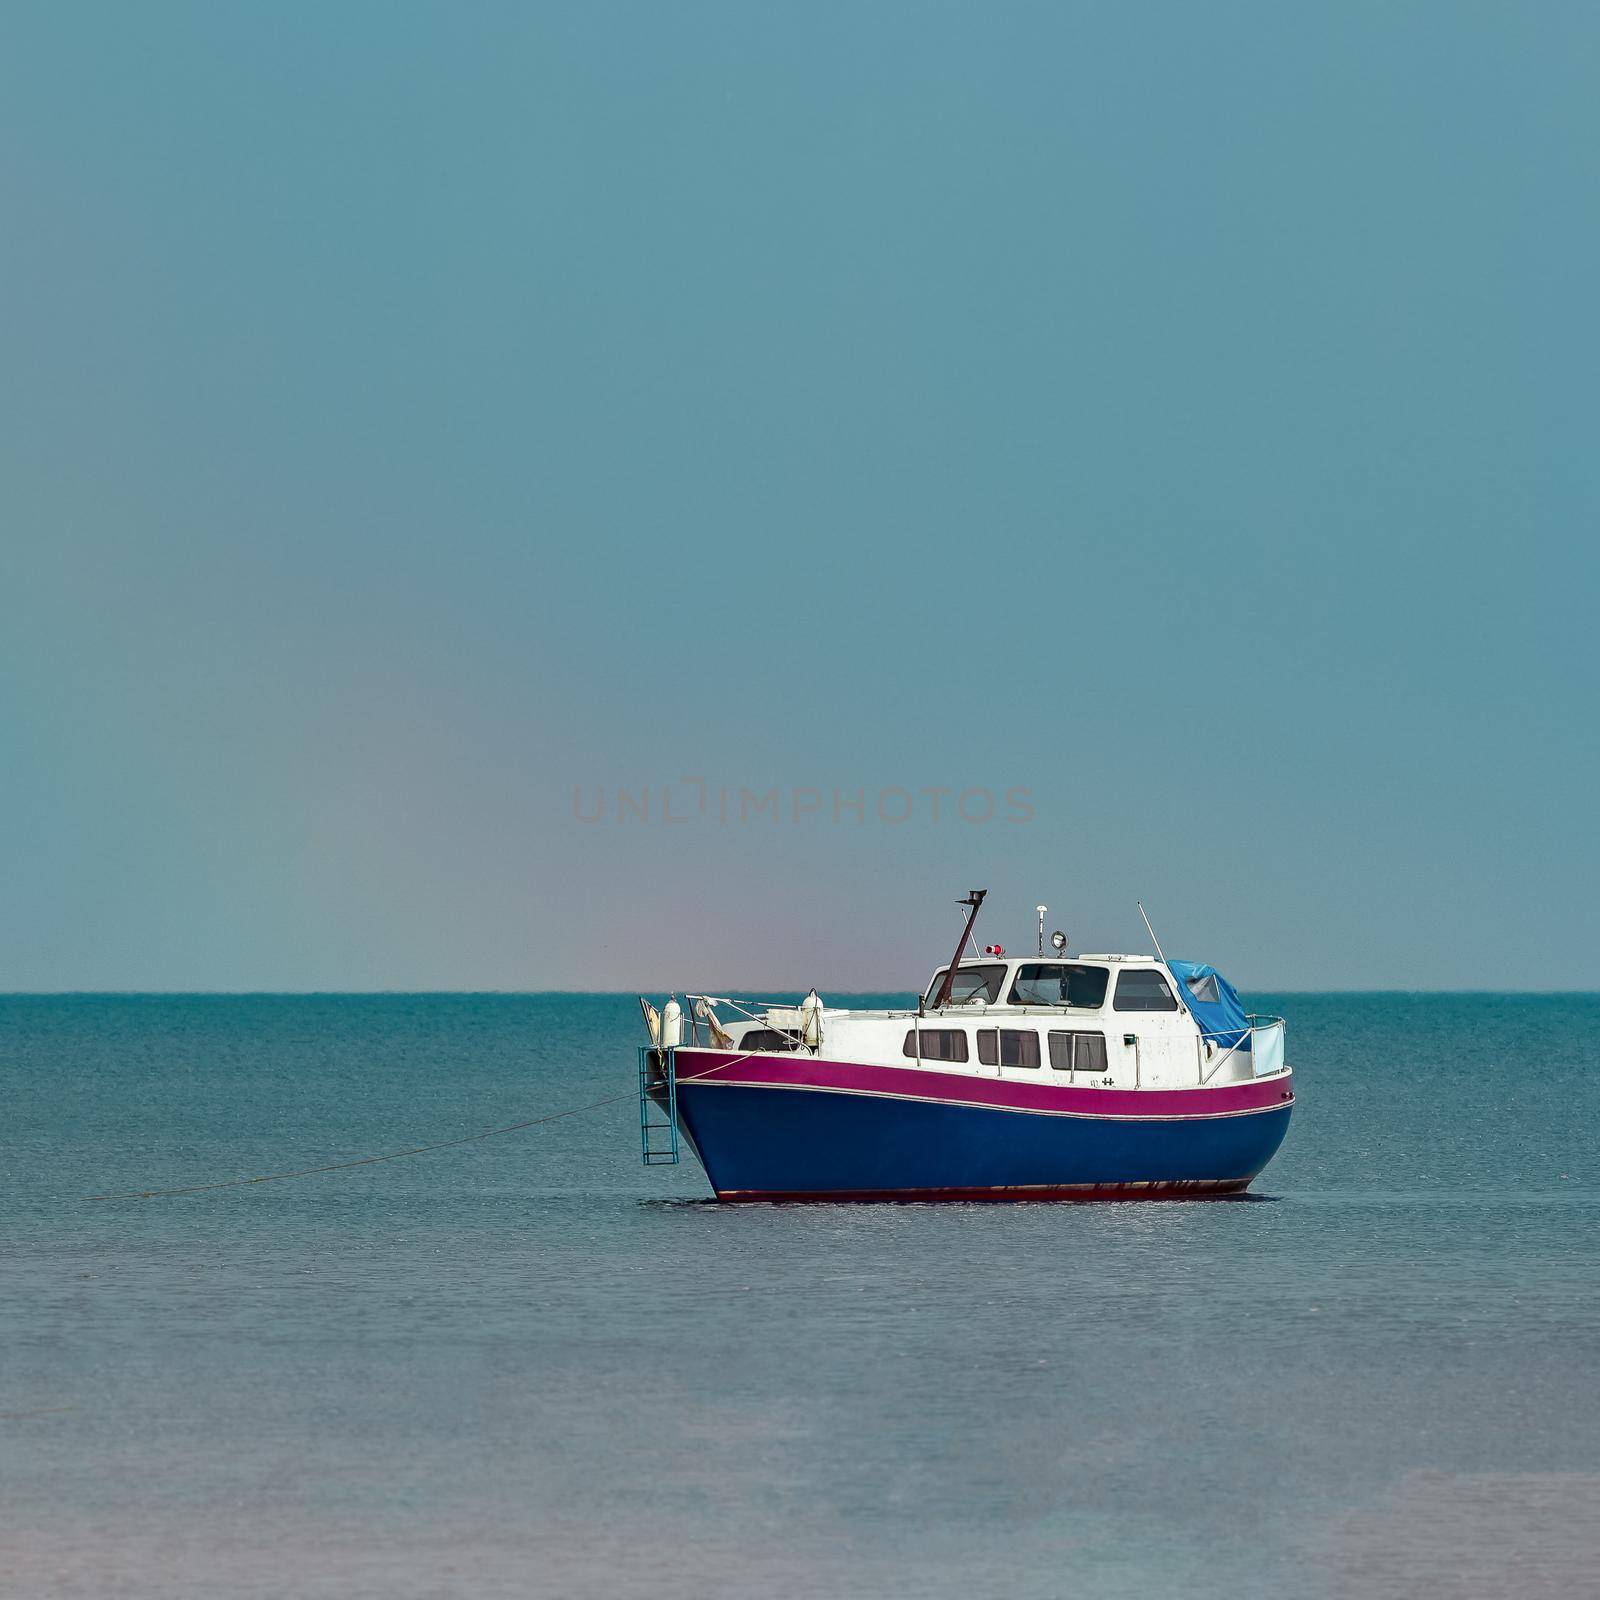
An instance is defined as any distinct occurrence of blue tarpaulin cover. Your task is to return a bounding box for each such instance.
[1166,959,1249,1049]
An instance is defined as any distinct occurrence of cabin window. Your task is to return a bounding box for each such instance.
[923,964,1007,1006]
[903,1028,969,1062]
[1048,1031,1109,1074]
[1184,972,1221,1004]
[1113,970,1179,1012]
[977,1028,1041,1068]
[1007,963,1109,1009]
[740,1029,799,1052]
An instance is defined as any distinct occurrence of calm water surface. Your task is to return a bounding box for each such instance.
[7,993,1600,1598]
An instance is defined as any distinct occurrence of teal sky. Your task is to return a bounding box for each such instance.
[3,3,1596,992]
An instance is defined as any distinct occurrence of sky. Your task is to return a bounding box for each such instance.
[2,2,1596,992]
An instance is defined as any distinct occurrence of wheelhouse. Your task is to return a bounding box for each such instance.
[921,957,1182,1015]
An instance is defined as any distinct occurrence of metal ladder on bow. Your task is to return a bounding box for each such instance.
[638,1045,680,1165]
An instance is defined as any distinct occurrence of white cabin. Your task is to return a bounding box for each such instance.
[705,954,1282,1092]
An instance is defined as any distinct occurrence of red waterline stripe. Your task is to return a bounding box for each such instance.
[715,1178,1254,1204]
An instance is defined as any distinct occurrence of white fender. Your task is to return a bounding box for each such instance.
[800,989,824,1050]
[661,998,683,1048]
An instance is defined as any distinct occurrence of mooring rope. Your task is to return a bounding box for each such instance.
[87,1091,637,1201]
[87,1053,757,1202]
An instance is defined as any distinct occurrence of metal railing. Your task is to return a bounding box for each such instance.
[1197,1015,1287,1084]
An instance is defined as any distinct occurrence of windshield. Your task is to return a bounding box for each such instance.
[1113,968,1179,1011]
[1007,963,1110,1008]
[924,963,1007,1006]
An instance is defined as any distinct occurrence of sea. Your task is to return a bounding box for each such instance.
[7,992,1600,1599]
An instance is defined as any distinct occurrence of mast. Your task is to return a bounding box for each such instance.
[934,889,987,1009]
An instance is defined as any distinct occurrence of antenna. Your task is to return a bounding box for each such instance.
[1136,901,1168,966]
[1036,905,1047,955]
[1137,900,1187,1014]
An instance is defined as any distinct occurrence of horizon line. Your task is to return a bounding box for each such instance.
[2,988,1597,999]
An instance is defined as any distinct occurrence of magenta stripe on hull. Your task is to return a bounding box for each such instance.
[673,1048,1293,1119]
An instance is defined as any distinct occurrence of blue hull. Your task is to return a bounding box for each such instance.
[676,1082,1293,1201]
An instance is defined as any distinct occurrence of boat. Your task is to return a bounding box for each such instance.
[635,890,1293,1202]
